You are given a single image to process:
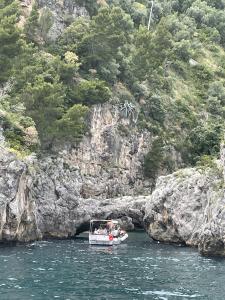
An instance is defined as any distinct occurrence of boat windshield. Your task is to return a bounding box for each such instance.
[90,220,120,235]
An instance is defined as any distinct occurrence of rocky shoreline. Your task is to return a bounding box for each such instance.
[1,141,225,257]
[144,165,225,257]
[1,103,225,256]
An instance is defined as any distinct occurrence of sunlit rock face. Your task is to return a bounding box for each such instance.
[198,144,225,257]
[0,148,40,242]
[31,103,151,238]
[64,104,152,199]
[144,168,224,248]
[1,103,225,257]
[0,104,151,241]
[18,0,88,39]
[18,0,33,28]
[0,147,148,241]
[0,127,5,144]
[36,0,88,40]
[144,145,225,257]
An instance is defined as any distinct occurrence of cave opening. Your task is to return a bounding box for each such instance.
[76,221,90,235]
[75,215,145,237]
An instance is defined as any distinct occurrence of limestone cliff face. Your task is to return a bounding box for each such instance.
[31,104,151,237]
[0,104,150,241]
[144,156,225,256]
[1,104,225,257]
[144,167,223,244]
[0,148,147,241]
[38,0,88,40]
[198,145,225,256]
[19,0,88,39]
[1,140,225,257]
[64,104,151,198]
[0,147,40,242]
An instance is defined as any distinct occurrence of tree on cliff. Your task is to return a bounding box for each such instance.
[24,3,39,44]
[56,104,89,143]
[21,76,65,148]
[0,0,22,83]
[77,6,134,82]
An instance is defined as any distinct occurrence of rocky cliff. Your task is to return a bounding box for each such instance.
[1,141,225,256]
[144,142,225,257]
[0,146,147,241]
[0,147,40,242]
[19,0,88,39]
[0,104,150,240]
[64,104,152,198]
[36,0,88,40]
[144,165,225,256]
[1,104,225,256]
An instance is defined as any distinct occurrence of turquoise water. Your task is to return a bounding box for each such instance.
[0,231,224,299]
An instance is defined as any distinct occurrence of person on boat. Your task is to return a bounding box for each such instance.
[119,229,126,237]
[112,225,119,237]
[94,228,99,234]
[107,221,113,231]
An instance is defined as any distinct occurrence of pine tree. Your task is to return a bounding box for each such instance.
[24,3,39,44]
[0,0,22,82]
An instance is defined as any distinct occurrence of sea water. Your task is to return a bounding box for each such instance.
[0,231,224,300]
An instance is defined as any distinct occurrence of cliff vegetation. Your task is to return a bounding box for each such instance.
[1,0,225,179]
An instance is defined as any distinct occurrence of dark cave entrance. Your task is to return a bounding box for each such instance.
[76,222,90,235]
[75,215,145,236]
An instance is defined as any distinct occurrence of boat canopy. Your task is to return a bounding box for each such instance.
[89,220,119,233]
[90,220,118,224]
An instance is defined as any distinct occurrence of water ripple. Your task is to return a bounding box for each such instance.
[0,232,223,299]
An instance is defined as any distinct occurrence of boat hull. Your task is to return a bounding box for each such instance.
[89,233,128,246]
[119,233,128,242]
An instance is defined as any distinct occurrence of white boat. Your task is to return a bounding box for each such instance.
[89,219,128,246]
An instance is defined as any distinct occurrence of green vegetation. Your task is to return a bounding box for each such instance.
[0,0,22,82]
[1,0,225,179]
[71,80,111,106]
[144,138,164,180]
